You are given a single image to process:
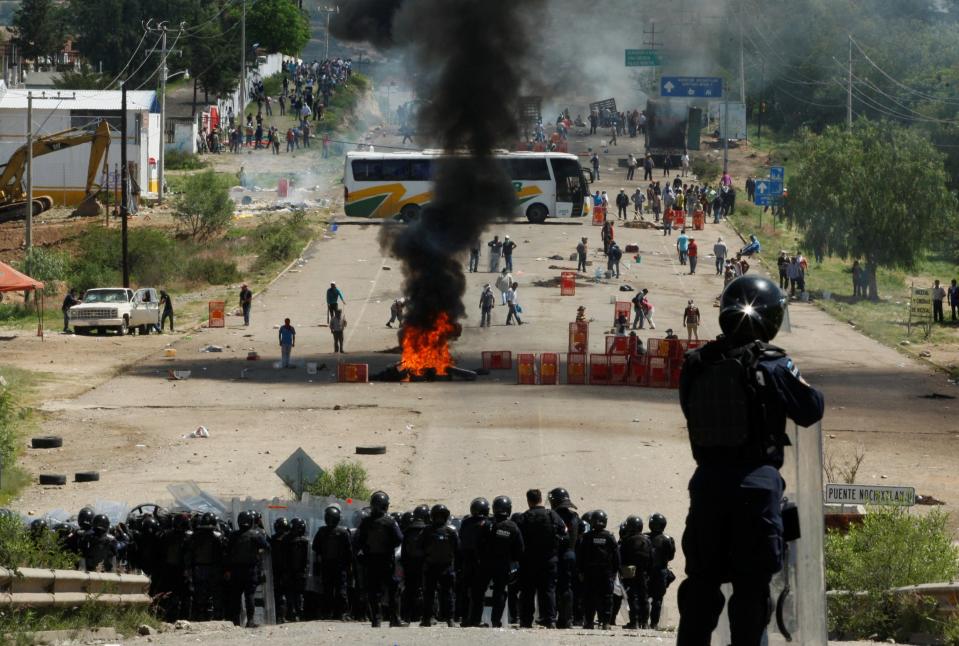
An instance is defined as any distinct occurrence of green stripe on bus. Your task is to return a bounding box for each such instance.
[345,194,389,217]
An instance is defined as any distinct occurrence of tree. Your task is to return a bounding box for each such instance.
[12,0,65,69]
[247,0,310,56]
[53,63,108,90]
[787,119,957,300]
[172,170,233,240]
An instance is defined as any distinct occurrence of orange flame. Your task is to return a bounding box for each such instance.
[400,312,456,376]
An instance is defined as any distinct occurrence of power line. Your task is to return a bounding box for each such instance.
[103,28,150,90]
[769,83,845,109]
[850,35,959,106]
[182,0,241,34]
[135,28,185,91]
[833,58,959,125]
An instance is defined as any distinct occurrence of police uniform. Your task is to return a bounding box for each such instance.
[455,513,488,625]
[677,336,824,645]
[269,527,290,621]
[646,527,675,628]
[186,524,227,620]
[399,517,428,622]
[226,525,270,627]
[285,527,310,620]
[355,511,403,626]
[156,522,192,622]
[516,505,568,628]
[552,503,580,628]
[312,524,354,619]
[577,526,620,628]
[473,515,524,627]
[620,530,652,628]
[418,523,459,626]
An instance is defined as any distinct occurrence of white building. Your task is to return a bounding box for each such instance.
[0,83,161,205]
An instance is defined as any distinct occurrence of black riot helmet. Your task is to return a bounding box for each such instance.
[77,507,95,530]
[430,504,450,527]
[250,510,264,528]
[400,511,414,530]
[580,510,594,530]
[30,519,48,537]
[273,517,290,535]
[469,497,490,518]
[492,496,512,518]
[719,275,785,344]
[173,513,191,532]
[237,510,254,530]
[92,514,111,534]
[547,487,571,509]
[624,515,644,537]
[352,507,370,528]
[413,504,430,523]
[648,513,667,533]
[324,505,342,528]
[370,491,390,515]
[199,512,217,530]
[291,518,307,536]
[141,515,160,535]
[591,510,608,530]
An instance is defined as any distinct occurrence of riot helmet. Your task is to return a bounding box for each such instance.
[430,504,450,528]
[173,513,191,532]
[492,496,512,518]
[469,497,490,518]
[237,510,254,530]
[140,515,160,535]
[580,510,594,531]
[92,514,110,534]
[250,510,264,528]
[30,518,48,537]
[77,507,95,530]
[547,487,571,509]
[370,491,390,515]
[351,507,370,528]
[325,505,342,528]
[648,513,667,533]
[273,517,290,535]
[400,511,414,530]
[413,504,431,523]
[290,518,307,536]
[591,509,608,530]
[719,275,784,344]
[199,512,217,530]
[624,515,644,537]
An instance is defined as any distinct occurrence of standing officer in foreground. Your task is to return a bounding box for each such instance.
[355,491,406,627]
[677,275,824,645]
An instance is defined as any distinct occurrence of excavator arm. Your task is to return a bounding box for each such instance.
[0,120,111,206]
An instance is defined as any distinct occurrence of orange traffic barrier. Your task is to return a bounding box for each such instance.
[560,272,576,296]
[605,335,628,355]
[517,353,536,385]
[589,354,611,385]
[613,301,632,326]
[627,357,648,386]
[567,352,587,384]
[338,363,369,383]
[540,353,559,385]
[592,205,605,225]
[569,321,589,354]
[693,211,705,230]
[208,301,226,328]
[668,358,682,389]
[482,351,513,370]
[647,356,669,388]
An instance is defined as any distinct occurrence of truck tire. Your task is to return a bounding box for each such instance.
[75,471,100,483]
[31,436,63,449]
[119,316,130,336]
[526,203,548,224]
[38,474,67,486]
[138,325,147,335]
[355,445,387,455]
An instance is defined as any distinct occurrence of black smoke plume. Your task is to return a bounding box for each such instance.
[332,0,541,336]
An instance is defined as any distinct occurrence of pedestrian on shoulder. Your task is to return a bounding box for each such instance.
[239,284,253,326]
[279,318,296,368]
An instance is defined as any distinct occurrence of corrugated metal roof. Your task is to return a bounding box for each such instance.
[0,87,159,112]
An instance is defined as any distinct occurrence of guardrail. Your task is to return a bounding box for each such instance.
[0,567,150,606]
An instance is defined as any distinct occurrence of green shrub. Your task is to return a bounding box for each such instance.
[0,385,24,484]
[690,156,722,184]
[69,227,180,291]
[183,256,240,285]
[16,248,67,296]
[165,150,208,170]
[250,211,311,269]
[0,601,159,639]
[0,514,75,570]
[172,170,235,240]
[305,460,372,501]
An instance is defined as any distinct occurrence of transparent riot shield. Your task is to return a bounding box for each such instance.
[712,421,827,646]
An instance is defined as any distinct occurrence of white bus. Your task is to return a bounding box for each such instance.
[342,150,590,223]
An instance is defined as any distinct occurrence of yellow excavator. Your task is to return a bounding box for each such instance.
[0,120,111,223]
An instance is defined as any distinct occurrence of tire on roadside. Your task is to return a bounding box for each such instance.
[75,471,100,483]
[38,474,67,486]
[355,445,387,455]
[31,436,63,449]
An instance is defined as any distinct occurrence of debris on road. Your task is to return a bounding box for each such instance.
[200,345,223,353]
[184,426,210,439]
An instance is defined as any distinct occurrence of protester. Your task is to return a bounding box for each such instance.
[576,237,588,273]
[479,284,495,328]
[239,284,253,326]
[687,238,698,275]
[326,282,345,324]
[159,290,174,332]
[386,298,405,328]
[61,289,80,333]
[949,279,959,321]
[503,236,517,272]
[330,308,347,352]
[495,269,513,306]
[615,189,629,220]
[279,318,296,368]
[713,237,727,276]
[683,300,700,341]
[488,236,503,273]
[505,282,523,325]
[676,230,689,266]
[933,279,947,323]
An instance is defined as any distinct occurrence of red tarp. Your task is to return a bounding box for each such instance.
[0,261,44,292]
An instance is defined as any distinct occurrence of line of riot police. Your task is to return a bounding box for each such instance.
[26,487,675,630]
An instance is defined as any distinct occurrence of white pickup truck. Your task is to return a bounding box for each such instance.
[68,287,161,336]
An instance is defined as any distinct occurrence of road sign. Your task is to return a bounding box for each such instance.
[770,166,785,180]
[824,483,915,507]
[275,447,324,499]
[660,76,723,98]
[754,194,774,206]
[754,178,783,197]
[625,49,662,67]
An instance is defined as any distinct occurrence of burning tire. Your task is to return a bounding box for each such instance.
[355,445,387,455]
[526,203,548,224]
[38,474,67,486]
[31,436,63,449]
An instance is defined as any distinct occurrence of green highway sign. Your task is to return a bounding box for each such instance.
[625,49,662,67]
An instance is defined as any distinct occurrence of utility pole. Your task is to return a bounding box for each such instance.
[739,21,746,105]
[158,26,168,204]
[25,91,32,251]
[758,61,765,146]
[642,20,662,50]
[847,35,853,128]
[240,0,246,118]
[723,83,729,174]
[322,6,339,60]
[121,82,129,289]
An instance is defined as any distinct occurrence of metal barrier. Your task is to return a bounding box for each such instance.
[0,567,150,606]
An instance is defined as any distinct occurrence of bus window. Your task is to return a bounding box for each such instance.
[410,159,433,181]
[382,159,410,181]
[352,159,382,181]
[505,158,551,180]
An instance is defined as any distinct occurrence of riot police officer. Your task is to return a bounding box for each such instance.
[226,510,270,628]
[456,497,489,626]
[516,488,568,628]
[156,512,192,622]
[400,504,430,623]
[419,504,458,627]
[472,495,523,628]
[548,487,581,628]
[186,512,227,621]
[355,491,405,627]
[80,514,119,573]
[285,518,310,621]
[312,505,354,620]
[576,510,619,630]
[270,517,291,622]
[677,275,824,645]
[619,515,652,629]
[645,513,675,629]
[64,507,95,559]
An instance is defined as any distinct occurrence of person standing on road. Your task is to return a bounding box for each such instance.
[418,505,458,627]
[505,282,523,326]
[608,242,622,278]
[468,241,480,273]
[472,496,524,628]
[239,284,253,326]
[933,279,947,323]
[676,276,824,645]
[643,154,653,181]
[949,278,959,321]
[159,290,174,332]
[61,289,80,333]
[615,189,629,220]
[278,318,296,368]
[683,300,701,341]
[681,151,690,177]
[590,153,600,181]
[516,489,568,629]
[495,269,513,306]
[479,284,495,328]
[503,236,517,272]
[355,492,406,628]
[330,308,346,353]
[619,516,652,629]
[638,289,656,330]
[326,282,345,324]
[631,187,645,218]
[626,154,637,180]
[688,238,699,274]
[577,509,619,630]
[601,220,614,255]
[488,236,503,273]
[676,229,689,265]
[576,237,588,273]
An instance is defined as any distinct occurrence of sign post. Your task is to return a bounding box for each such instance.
[660,76,723,98]
[625,49,662,67]
[908,283,932,338]
[275,447,324,501]
[824,483,916,507]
